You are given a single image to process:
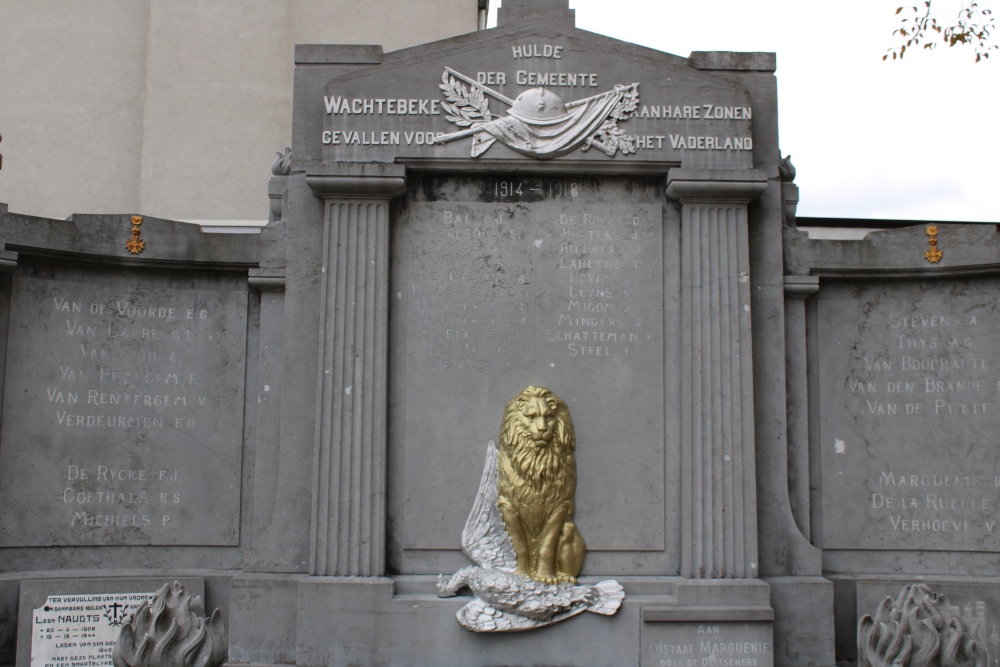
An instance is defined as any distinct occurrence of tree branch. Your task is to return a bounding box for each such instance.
[885,0,997,62]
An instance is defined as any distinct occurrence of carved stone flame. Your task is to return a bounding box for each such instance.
[858,584,986,667]
[112,582,227,667]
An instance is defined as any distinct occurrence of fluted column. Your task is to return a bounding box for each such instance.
[667,169,767,579]
[306,166,405,576]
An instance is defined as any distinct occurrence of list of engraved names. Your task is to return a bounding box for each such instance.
[394,175,666,552]
[407,178,660,372]
[0,277,247,546]
[820,281,1000,550]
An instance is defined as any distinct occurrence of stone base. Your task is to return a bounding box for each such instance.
[229,574,304,666]
[763,577,836,667]
[3,574,831,667]
[229,576,774,667]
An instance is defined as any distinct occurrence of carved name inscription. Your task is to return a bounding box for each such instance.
[409,180,655,370]
[30,592,155,667]
[392,175,665,553]
[818,279,1000,550]
[0,278,247,546]
[641,623,773,667]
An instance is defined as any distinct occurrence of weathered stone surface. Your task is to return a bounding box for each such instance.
[0,276,247,546]
[0,0,873,665]
[815,277,1000,551]
[314,26,754,168]
[294,576,767,667]
[388,174,667,574]
[763,577,835,667]
[786,221,1000,667]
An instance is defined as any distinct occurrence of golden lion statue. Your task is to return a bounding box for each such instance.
[496,386,586,584]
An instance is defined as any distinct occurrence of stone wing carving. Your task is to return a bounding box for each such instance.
[453,572,622,631]
[461,440,516,571]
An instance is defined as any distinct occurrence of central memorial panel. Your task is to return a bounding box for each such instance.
[389,174,667,569]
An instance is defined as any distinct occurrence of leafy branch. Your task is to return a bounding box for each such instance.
[886,0,997,62]
[438,71,492,127]
[610,83,640,121]
[582,84,640,157]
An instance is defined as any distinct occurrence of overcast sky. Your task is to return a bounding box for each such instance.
[488,0,1000,222]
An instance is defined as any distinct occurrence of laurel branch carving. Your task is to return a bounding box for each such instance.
[439,72,492,128]
[581,83,639,157]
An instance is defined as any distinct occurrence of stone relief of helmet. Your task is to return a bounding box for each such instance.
[508,87,570,124]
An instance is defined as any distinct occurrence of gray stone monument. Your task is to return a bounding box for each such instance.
[244,0,820,663]
[6,0,996,666]
[785,220,1000,665]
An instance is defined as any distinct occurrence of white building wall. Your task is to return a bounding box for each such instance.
[0,0,482,222]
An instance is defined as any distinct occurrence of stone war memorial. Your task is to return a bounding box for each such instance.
[2,1,1000,666]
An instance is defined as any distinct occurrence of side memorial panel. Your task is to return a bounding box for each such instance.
[817,278,1000,551]
[0,276,248,546]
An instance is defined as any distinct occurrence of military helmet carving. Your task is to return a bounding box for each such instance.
[508,87,569,124]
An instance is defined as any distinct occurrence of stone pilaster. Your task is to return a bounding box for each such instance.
[783,276,820,541]
[667,169,767,578]
[306,165,406,576]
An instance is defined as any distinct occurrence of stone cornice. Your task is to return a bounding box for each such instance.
[305,163,407,199]
[666,168,768,204]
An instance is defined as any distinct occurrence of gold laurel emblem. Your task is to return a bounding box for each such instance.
[127,215,145,254]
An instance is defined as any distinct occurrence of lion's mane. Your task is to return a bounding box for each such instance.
[497,386,576,535]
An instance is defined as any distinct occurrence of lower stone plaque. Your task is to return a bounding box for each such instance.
[641,614,773,667]
[0,277,248,546]
[17,578,204,667]
[31,591,153,667]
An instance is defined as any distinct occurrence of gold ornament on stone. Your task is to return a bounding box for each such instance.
[924,225,942,263]
[126,215,145,254]
[437,385,623,632]
[497,386,586,584]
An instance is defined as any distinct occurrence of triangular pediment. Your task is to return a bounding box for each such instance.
[306,19,762,168]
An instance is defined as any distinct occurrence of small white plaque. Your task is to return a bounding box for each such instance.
[30,592,155,667]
